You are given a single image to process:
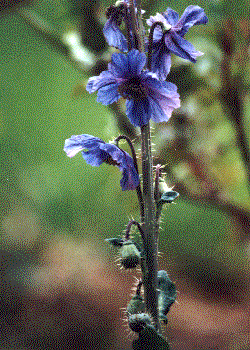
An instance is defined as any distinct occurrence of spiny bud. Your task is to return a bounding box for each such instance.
[119,240,141,269]
[127,295,145,316]
[128,313,152,333]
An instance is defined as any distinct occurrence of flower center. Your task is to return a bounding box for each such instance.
[118,77,147,101]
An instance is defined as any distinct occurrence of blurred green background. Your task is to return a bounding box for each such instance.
[0,0,250,349]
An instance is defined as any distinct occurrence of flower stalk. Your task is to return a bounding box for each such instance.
[141,123,160,332]
[64,0,208,345]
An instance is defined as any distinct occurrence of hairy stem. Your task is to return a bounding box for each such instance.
[141,124,160,332]
[129,0,160,332]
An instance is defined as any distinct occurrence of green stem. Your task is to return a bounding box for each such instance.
[141,124,160,332]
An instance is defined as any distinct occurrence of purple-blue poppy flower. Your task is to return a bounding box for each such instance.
[64,134,140,191]
[147,6,208,80]
[86,49,180,127]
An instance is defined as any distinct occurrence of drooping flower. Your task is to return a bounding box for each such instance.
[86,49,180,127]
[103,0,145,52]
[64,134,139,191]
[104,1,128,52]
[147,6,208,80]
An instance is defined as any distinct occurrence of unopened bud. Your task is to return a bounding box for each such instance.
[127,295,144,315]
[128,313,152,333]
[119,240,141,269]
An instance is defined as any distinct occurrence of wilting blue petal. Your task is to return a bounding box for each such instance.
[64,134,104,158]
[150,43,172,80]
[146,6,207,80]
[164,8,179,26]
[82,148,107,167]
[164,31,202,62]
[174,5,208,36]
[103,19,128,52]
[64,134,139,191]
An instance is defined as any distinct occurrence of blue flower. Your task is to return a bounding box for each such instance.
[147,6,208,80]
[86,49,180,127]
[64,134,140,191]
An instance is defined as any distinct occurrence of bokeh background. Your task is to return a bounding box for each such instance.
[1,0,250,349]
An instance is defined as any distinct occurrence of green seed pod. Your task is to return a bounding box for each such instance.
[128,313,152,333]
[119,240,141,269]
[127,295,145,315]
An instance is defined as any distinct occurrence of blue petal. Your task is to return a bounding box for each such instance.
[64,134,104,158]
[174,6,208,36]
[125,99,151,127]
[103,19,128,52]
[110,52,130,78]
[111,50,146,79]
[164,31,201,62]
[143,76,180,122]
[99,143,125,167]
[150,42,171,80]
[86,71,116,93]
[120,164,140,190]
[100,143,139,190]
[96,83,120,105]
[163,8,179,26]
[127,49,147,77]
[81,148,106,167]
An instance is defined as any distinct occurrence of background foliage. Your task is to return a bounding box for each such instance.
[0,0,249,349]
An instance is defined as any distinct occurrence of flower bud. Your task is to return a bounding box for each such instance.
[128,313,152,333]
[127,295,144,315]
[119,240,141,269]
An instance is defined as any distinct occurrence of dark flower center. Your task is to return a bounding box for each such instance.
[118,77,147,101]
[106,4,126,26]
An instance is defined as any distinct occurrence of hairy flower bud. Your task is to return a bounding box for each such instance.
[119,240,141,269]
[127,294,145,315]
[128,313,152,333]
